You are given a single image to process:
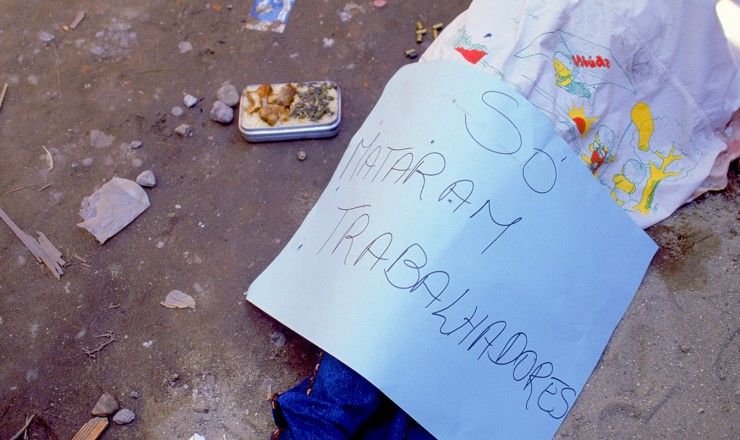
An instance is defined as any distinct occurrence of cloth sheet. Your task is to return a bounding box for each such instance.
[422,0,739,228]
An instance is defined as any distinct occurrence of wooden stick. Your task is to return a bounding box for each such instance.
[0,208,65,279]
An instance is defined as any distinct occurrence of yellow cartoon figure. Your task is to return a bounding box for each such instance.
[553,52,591,99]
[610,160,646,206]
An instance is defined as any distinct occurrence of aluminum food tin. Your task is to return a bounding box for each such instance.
[238,81,341,142]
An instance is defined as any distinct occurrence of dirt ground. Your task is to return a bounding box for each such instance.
[0,1,737,439]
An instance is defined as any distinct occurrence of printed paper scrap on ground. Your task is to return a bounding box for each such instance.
[247,60,658,439]
[245,0,295,33]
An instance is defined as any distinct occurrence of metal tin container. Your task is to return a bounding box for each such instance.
[238,81,341,142]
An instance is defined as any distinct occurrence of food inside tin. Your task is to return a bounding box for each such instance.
[241,82,338,128]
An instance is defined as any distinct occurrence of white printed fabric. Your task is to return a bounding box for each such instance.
[421,0,740,228]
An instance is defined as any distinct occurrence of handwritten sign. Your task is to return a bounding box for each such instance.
[247,61,657,439]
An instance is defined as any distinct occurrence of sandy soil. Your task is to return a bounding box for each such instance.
[0,1,737,439]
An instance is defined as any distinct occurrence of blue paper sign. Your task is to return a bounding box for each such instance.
[247,61,657,439]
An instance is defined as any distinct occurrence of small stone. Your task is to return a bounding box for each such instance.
[269,331,286,348]
[679,345,690,353]
[175,124,192,137]
[193,401,209,413]
[697,408,705,414]
[130,140,143,149]
[178,41,193,53]
[39,31,55,43]
[113,408,136,425]
[297,150,307,161]
[91,392,119,416]
[172,106,184,116]
[130,391,140,399]
[184,94,198,108]
[216,84,240,107]
[372,0,387,8]
[136,170,157,187]
[210,101,234,124]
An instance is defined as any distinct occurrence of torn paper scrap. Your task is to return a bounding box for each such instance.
[77,177,150,244]
[245,0,295,33]
[0,207,66,279]
[160,290,196,309]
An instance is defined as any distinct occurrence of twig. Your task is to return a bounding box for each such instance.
[40,410,75,425]
[4,182,51,194]
[133,68,174,75]
[42,146,53,171]
[0,82,8,112]
[64,250,94,268]
[9,414,34,440]
[5,184,37,194]
[54,49,62,98]
[82,332,115,358]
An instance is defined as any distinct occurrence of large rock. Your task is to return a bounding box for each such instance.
[210,100,234,124]
[216,84,240,107]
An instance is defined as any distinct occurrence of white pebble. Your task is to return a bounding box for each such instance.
[183,94,198,108]
[178,41,193,53]
[171,106,184,116]
[39,31,55,43]
[136,170,157,187]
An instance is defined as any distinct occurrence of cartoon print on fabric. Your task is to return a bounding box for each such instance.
[451,27,490,65]
[515,30,637,97]
[580,125,616,176]
[607,102,690,214]
[443,26,699,218]
[568,104,599,138]
[553,51,591,99]
[510,31,696,216]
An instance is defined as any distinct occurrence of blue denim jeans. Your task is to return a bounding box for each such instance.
[271,353,435,439]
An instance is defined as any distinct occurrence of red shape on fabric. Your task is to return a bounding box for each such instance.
[455,47,487,64]
[573,117,586,134]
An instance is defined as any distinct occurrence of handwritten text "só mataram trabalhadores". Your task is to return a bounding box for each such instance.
[314,90,575,420]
